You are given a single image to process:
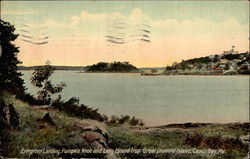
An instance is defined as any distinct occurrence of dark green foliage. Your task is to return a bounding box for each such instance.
[174,57,211,70]
[86,61,138,72]
[165,65,172,71]
[109,115,119,125]
[213,54,220,62]
[118,115,130,124]
[107,115,144,126]
[87,62,109,72]
[37,81,66,104]
[31,61,54,87]
[15,92,44,105]
[138,120,145,126]
[169,57,212,71]
[31,61,66,104]
[129,117,139,126]
[0,19,24,93]
[184,57,212,65]
[221,54,241,60]
[101,114,109,122]
[51,95,64,108]
[165,123,211,128]
[51,96,106,122]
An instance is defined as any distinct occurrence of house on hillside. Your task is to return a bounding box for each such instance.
[223,46,239,55]
[240,62,250,70]
[207,62,217,71]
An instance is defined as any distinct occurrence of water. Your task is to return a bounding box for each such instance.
[21,71,249,126]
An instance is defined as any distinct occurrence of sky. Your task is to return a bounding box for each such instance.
[1,1,249,67]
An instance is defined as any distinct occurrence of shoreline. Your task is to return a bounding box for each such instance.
[19,70,250,76]
[146,122,250,129]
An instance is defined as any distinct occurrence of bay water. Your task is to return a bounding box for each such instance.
[21,71,249,126]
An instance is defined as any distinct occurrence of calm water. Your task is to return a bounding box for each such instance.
[21,71,249,126]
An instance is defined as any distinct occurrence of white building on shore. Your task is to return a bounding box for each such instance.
[223,46,239,55]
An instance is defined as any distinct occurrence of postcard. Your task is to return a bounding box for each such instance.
[0,1,249,159]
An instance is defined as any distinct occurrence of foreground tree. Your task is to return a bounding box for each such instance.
[0,19,24,93]
[0,20,21,157]
[31,61,66,104]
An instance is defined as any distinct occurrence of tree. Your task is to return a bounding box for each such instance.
[0,19,24,93]
[86,61,138,72]
[165,65,172,71]
[129,116,139,126]
[31,61,66,104]
[109,115,119,125]
[118,115,130,124]
[213,54,220,63]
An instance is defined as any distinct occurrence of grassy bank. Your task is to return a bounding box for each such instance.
[1,92,249,159]
[1,92,107,158]
[107,123,249,159]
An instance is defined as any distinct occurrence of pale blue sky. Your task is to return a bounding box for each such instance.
[2,1,249,24]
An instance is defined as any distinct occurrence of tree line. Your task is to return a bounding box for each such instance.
[86,61,138,72]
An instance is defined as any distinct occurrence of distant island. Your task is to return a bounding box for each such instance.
[18,64,162,73]
[18,66,86,71]
[85,61,139,72]
[164,48,250,75]
[18,62,139,72]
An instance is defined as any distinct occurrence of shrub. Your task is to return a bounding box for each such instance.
[51,95,64,108]
[118,115,130,124]
[107,115,144,126]
[138,120,145,126]
[129,117,139,126]
[52,96,106,122]
[109,115,119,125]
[101,114,109,123]
[15,92,45,105]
